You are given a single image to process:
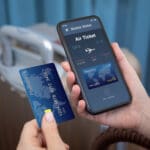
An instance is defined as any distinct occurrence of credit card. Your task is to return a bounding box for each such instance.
[19,63,74,127]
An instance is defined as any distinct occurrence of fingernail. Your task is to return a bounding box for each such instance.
[114,42,119,47]
[44,109,54,122]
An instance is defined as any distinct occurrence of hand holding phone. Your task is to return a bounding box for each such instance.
[61,43,150,138]
[57,16,131,114]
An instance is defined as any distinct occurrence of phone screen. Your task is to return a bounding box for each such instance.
[58,16,131,113]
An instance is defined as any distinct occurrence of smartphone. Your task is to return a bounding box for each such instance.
[57,15,131,114]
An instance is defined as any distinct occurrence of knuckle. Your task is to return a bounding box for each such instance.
[23,120,33,130]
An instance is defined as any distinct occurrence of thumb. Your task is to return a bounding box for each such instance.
[41,109,65,149]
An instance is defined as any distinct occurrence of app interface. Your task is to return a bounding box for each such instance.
[61,17,118,90]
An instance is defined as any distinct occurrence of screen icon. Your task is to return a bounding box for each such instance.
[84,48,95,54]
[65,28,69,32]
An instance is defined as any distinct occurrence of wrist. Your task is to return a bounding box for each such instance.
[137,98,150,138]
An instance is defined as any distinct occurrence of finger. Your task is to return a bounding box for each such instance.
[70,84,81,107]
[77,100,95,121]
[77,100,110,125]
[111,43,144,96]
[42,110,64,149]
[17,119,41,147]
[77,100,86,114]
[61,61,71,72]
[67,71,76,91]
[65,143,70,150]
[23,119,40,138]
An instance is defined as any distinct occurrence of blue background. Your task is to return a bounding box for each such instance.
[0,0,150,94]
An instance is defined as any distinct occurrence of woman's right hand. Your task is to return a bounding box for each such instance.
[61,42,150,138]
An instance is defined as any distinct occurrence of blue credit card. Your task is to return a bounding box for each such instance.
[19,63,74,127]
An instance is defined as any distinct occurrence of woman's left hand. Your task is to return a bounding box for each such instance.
[17,111,69,150]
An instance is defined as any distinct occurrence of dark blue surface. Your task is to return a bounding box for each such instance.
[19,63,74,127]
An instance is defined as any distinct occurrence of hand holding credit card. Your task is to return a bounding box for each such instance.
[19,63,74,127]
